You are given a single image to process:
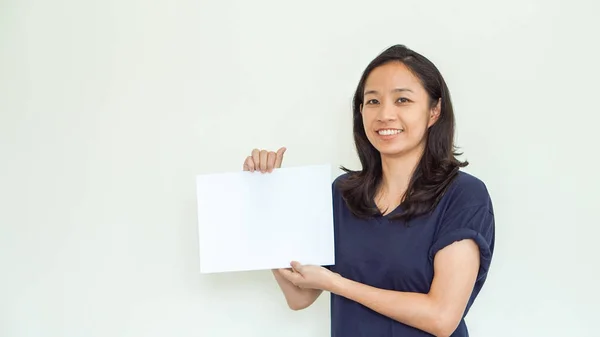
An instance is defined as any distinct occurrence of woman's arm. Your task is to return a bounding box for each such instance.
[328,239,480,337]
[281,239,480,336]
[272,269,323,310]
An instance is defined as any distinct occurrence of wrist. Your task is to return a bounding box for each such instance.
[327,272,347,294]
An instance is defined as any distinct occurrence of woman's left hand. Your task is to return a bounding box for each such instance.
[278,261,340,291]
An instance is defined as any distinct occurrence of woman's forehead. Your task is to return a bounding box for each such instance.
[364,63,422,93]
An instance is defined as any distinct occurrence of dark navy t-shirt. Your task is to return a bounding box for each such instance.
[326,170,495,337]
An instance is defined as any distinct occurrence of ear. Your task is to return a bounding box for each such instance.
[360,103,363,114]
[428,98,441,127]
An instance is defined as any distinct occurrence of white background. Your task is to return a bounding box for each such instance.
[1,0,598,336]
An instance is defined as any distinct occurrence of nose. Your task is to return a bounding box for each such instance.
[376,101,397,122]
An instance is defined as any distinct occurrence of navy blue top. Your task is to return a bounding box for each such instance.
[327,170,495,337]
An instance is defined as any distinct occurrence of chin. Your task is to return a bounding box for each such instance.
[375,140,424,158]
[375,145,408,157]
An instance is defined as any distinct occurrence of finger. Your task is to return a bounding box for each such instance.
[278,268,293,276]
[275,268,292,276]
[259,150,268,172]
[243,156,254,172]
[251,149,260,170]
[275,147,286,168]
[267,151,276,172]
[279,268,300,284]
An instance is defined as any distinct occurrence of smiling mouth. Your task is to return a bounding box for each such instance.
[377,129,403,136]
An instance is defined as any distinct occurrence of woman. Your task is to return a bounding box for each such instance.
[242,44,495,337]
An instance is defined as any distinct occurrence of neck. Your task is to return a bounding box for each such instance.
[378,145,424,206]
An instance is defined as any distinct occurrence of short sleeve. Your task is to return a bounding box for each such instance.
[429,205,495,281]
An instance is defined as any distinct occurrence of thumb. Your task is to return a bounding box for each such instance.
[290,261,303,273]
[277,147,287,156]
[274,147,286,168]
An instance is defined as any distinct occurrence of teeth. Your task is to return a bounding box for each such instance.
[378,129,402,136]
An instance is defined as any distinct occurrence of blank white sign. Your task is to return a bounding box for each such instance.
[196,164,335,274]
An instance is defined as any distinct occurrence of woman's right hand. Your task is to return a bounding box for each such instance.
[243,147,286,173]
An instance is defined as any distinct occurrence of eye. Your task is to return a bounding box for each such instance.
[365,99,379,105]
[397,97,410,103]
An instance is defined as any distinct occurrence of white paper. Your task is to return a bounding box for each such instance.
[196,164,335,274]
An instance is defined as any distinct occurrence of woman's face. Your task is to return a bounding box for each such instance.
[361,62,440,159]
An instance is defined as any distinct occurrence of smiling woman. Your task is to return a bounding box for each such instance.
[242,44,495,337]
[362,65,436,158]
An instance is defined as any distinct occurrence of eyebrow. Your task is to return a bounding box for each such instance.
[364,88,414,95]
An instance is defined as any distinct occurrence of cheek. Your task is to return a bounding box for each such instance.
[361,112,375,132]
[403,115,430,138]
[361,110,373,123]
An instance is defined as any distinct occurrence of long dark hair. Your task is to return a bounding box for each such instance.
[338,44,468,223]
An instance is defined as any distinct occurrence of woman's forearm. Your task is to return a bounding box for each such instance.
[329,276,455,337]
